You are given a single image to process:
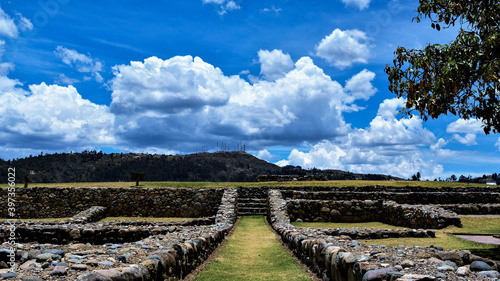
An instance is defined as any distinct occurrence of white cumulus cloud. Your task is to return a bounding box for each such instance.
[315,29,372,69]
[258,49,294,81]
[454,133,477,146]
[256,149,279,161]
[340,0,371,10]
[55,46,104,83]
[0,76,115,154]
[109,55,376,151]
[446,118,483,134]
[276,98,441,179]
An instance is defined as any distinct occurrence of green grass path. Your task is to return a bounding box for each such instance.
[195,216,311,281]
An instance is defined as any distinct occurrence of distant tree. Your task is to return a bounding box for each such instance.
[450,174,457,182]
[385,0,500,134]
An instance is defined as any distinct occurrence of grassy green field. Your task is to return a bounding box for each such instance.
[0,180,488,189]
[195,216,310,281]
[294,217,500,260]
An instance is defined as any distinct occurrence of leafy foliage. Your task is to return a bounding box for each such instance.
[385,0,500,134]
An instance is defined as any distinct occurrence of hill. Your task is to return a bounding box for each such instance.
[0,151,401,183]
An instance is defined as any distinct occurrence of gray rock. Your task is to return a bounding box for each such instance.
[362,267,399,281]
[43,249,65,256]
[0,272,17,279]
[99,261,114,267]
[470,260,492,272]
[77,273,113,281]
[477,270,500,278]
[437,265,454,272]
[456,266,470,276]
[22,277,44,281]
[28,250,42,260]
[50,265,67,276]
[436,273,446,279]
[72,264,88,270]
[35,253,55,261]
[401,259,414,268]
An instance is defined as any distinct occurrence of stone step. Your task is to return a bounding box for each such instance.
[238,211,267,216]
[237,198,267,203]
[238,206,267,210]
[238,202,267,208]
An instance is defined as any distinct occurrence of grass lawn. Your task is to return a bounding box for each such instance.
[0,180,487,189]
[195,216,310,281]
[99,217,194,222]
[295,217,500,261]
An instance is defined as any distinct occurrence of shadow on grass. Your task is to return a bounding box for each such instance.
[470,246,500,261]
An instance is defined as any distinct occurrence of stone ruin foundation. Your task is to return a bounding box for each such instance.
[0,185,499,280]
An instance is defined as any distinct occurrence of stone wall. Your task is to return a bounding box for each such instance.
[286,199,382,223]
[286,199,461,229]
[0,187,224,218]
[268,190,499,281]
[440,203,500,215]
[0,189,238,281]
[283,190,500,204]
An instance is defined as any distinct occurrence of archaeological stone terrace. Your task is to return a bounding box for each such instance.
[0,185,499,280]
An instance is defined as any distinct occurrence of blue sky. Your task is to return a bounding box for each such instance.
[0,0,498,180]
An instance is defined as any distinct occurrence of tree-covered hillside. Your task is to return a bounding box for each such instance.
[0,151,400,183]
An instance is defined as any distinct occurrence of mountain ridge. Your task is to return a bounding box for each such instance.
[0,151,401,183]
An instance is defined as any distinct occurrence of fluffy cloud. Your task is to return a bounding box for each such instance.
[258,49,294,81]
[109,55,375,151]
[446,118,483,134]
[0,76,114,152]
[344,69,377,101]
[0,7,18,38]
[55,46,104,83]
[454,133,477,146]
[315,29,372,69]
[0,7,32,38]
[256,149,279,161]
[496,138,500,151]
[110,56,233,115]
[202,0,240,15]
[340,0,371,10]
[275,98,441,179]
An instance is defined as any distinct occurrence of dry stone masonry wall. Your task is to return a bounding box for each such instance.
[268,189,500,281]
[0,188,237,280]
[0,187,224,218]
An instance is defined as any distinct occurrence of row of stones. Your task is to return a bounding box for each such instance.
[267,190,499,281]
[286,199,461,229]
[277,186,500,193]
[282,190,500,205]
[0,188,238,281]
[0,187,224,219]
